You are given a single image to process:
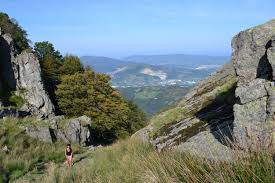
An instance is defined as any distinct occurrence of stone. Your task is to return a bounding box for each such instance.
[232,19,275,149]
[131,125,153,142]
[25,125,54,143]
[15,51,55,118]
[1,145,10,153]
[267,45,275,80]
[235,79,267,104]
[48,115,65,129]
[53,129,69,143]
[175,131,234,162]
[64,116,92,146]
[232,19,275,83]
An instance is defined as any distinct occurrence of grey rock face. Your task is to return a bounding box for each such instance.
[267,46,275,80]
[235,79,267,104]
[64,116,92,146]
[131,125,153,142]
[175,130,234,162]
[0,32,55,118]
[232,19,275,83]
[25,125,54,143]
[232,19,275,150]
[25,116,93,146]
[14,51,55,118]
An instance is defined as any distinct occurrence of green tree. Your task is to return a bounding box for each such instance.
[34,41,62,61]
[0,13,30,52]
[56,70,145,143]
[126,101,147,133]
[60,55,84,75]
[34,41,63,113]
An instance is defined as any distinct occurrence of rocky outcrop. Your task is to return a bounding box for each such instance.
[232,19,275,150]
[62,116,92,146]
[25,125,54,143]
[0,29,55,118]
[14,51,55,118]
[149,62,237,159]
[25,116,93,146]
[133,19,275,160]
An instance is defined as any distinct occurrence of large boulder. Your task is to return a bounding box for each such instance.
[25,125,54,143]
[64,116,92,146]
[14,51,55,118]
[232,19,275,149]
[25,116,93,146]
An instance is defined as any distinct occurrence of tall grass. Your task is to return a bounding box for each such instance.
[1,118,273,183]
[42,139,274,183]
[0,118,84,182]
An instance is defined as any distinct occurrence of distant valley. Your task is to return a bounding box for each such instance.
[118,85,190,116]
[81,54,229,88]
[81,54,229,115]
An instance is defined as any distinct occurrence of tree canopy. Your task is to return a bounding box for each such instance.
[56,70,146,143]
[0,13,29,52]
[60,55,84,75]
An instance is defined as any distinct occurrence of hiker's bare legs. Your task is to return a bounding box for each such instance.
[68,156,73,166]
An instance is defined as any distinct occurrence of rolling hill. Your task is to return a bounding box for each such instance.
[80,55,228,87]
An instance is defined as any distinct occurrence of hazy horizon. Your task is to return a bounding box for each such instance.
[1,0,275,58]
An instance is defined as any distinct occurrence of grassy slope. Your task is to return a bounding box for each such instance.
[41,139,273,183]
[0,118,273,183]
[0,118,85,182]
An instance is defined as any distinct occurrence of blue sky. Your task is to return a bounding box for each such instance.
[0,0,274,58]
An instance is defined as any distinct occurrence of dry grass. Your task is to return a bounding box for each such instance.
[0,118,273,183]
[41,139,274,183]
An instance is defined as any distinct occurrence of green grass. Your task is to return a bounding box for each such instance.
[148,75,237,138]
[40,138,274,183]
[0,118,273,183]
[0,118,85,182]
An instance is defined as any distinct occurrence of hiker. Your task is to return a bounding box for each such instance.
[65,144,73,167]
